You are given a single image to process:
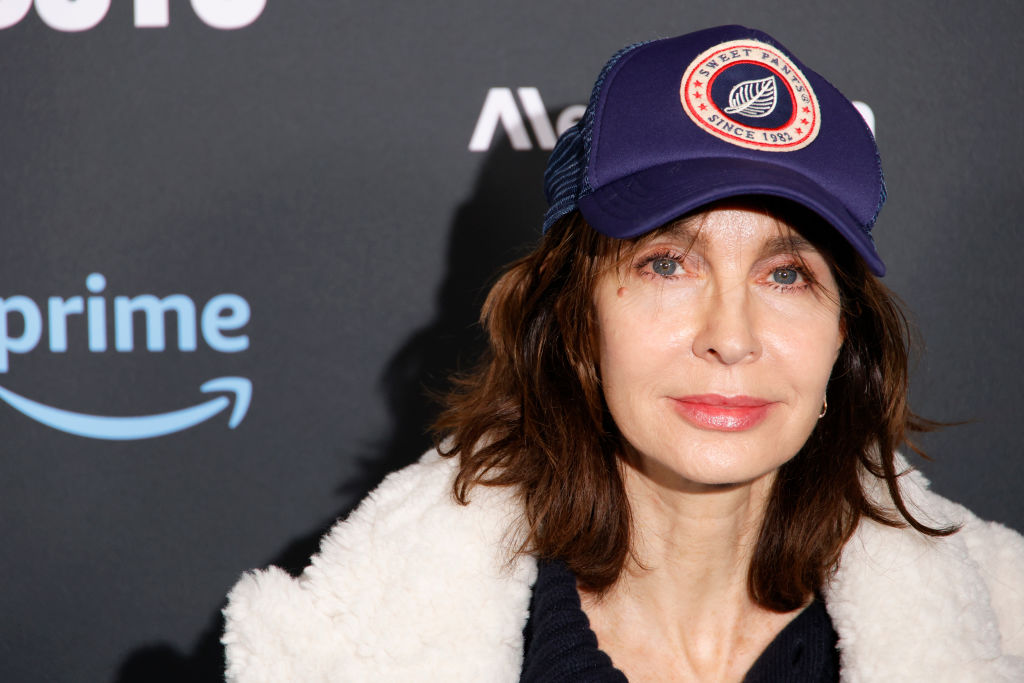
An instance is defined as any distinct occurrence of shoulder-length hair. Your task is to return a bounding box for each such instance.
[433,203,955,612]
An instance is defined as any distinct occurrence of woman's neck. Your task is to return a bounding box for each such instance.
[578,463,805,682]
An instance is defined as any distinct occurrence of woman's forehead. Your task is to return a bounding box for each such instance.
[641,207,819,256]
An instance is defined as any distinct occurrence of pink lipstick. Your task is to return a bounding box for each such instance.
[671,394,773,432]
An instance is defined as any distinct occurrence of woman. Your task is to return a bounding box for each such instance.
[223,26,1024,681]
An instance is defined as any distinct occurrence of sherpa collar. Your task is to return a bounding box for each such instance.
[224,450,1024,682]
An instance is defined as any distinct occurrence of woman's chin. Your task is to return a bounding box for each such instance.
[627,451,782,492]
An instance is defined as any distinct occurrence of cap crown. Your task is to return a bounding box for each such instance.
[544,25,886,275]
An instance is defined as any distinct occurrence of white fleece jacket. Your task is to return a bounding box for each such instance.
[223,450,1024,682]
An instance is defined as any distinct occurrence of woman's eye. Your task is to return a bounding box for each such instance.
[771,267,801,285]
[651,258,680,277]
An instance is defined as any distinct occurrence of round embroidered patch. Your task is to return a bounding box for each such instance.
[680,39,821,151]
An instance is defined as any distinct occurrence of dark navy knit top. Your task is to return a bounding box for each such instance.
[520,560,839,682]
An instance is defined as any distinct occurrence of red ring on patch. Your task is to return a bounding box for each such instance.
[704,61,798,130]
[680,39,821,152]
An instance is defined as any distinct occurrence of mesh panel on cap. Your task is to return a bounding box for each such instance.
[542,41,649,232]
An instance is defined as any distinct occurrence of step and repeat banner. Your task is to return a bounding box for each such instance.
[2,2,1022,681]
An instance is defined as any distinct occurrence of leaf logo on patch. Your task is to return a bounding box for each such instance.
[723,76,778,118]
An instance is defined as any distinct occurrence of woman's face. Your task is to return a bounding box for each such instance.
[594,205,843,489]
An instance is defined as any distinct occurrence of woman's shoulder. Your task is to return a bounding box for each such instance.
[222,448,536,682]
[918,473,1024,661]
[826,465,1024,680]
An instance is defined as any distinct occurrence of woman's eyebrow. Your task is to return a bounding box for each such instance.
[758,234,816,258]
[654,221,706,250]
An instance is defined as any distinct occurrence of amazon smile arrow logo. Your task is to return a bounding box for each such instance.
[0,377,252,440]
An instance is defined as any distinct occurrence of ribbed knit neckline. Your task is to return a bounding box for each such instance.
[521,559,839,682]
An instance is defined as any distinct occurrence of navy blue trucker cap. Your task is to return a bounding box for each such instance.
[543,25,887,275]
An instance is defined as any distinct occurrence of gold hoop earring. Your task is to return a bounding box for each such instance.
[818,397,828,419]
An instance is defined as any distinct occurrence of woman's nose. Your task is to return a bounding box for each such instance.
[691,285,762,365]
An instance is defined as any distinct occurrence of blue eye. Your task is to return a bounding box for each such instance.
[651,258,679,276]
[772,267,800,285]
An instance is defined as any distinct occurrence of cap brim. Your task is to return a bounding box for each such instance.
[578,157,885,276]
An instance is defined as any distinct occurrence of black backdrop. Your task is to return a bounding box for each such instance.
[2,2,1022,681]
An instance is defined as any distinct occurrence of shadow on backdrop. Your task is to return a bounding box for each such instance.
[114,131,552,681]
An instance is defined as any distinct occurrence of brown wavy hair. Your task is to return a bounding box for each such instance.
[433,202,955,612]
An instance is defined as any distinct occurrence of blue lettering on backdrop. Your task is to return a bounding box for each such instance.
[0,274,252,440]
[0,273,250,372]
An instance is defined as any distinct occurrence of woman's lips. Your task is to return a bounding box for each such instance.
[670,394,774,431]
